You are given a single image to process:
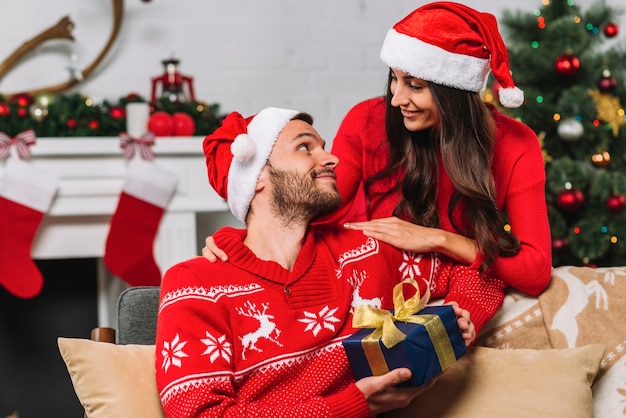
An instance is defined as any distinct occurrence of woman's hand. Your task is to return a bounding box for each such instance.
[201,235,228,263]
[344,216,478,264]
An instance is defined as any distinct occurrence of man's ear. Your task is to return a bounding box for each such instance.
[255,165,270,191]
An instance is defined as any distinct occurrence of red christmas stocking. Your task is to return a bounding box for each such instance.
[0,158,59,298]
[104,159,177,286]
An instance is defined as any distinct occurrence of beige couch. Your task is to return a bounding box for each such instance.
[58,266,625,418]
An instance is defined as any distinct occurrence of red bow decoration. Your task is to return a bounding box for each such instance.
[119,132,156,160]
[0,130,37,160]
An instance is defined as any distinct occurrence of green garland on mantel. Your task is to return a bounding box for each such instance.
[0,92,222,138]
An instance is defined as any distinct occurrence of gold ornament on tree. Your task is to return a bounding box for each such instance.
[588,89,626,137]
[591,151,611,167]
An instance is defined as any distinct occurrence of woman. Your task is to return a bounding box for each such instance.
[323,2,552,296]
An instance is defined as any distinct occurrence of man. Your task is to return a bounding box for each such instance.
[155,107,473,417]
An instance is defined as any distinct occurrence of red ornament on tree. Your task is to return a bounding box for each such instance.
[172,112,196,136]
[16,108,28,118]
[606,194,626,213]
[598,69,617,93]
[552,237,569,252]
[554,53,581,77]
[556,188,584,212]
[603,22,619,38]
[148,111,174,136]
[67,118,78,129]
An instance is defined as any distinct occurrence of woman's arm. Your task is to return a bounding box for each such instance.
[344,217,478,264]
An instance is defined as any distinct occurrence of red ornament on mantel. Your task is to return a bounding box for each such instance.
[0,102,11,116]
[606,194,626,213]
[148,111,174,136]
[554,53,581,77]
[172,112,196,136]
[556,189,584,212]
[110,106,126,119]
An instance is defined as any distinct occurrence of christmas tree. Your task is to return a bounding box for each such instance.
[495,0,626,267]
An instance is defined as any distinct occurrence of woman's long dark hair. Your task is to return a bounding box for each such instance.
[366,71,519,273]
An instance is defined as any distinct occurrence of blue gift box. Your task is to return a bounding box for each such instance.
[342,305,468,386]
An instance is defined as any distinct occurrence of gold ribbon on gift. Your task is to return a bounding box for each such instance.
[352,277,457,376]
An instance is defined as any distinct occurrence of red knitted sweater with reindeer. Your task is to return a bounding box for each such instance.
[155,226,504,417]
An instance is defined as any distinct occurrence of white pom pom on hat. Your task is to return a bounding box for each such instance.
[380,1,524,108]
[231,133,256,162]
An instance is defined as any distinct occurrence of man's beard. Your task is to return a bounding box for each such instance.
[267,165,342,225]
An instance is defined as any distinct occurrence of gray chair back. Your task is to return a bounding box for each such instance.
[116,286,160,345]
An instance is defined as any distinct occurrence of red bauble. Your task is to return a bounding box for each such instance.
[67,119,78,129]
[598,74,617,93]
[554,53,581,77]
[10,93,34,108]
[110,106,126,119]
[604,22,619,38]
[556,189,584,212]
[552,237,569,252]
[16,107,28,118]
[148,111,174,136]
[88,120,100,130]
[172,112,196,136]
[606,194,626,213]
[0,102,10,116]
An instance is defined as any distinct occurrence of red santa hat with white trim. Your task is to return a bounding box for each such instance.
[380,1,524,108]
[202,107,300,223]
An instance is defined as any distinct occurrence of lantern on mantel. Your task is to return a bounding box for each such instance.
[150,58,196,104]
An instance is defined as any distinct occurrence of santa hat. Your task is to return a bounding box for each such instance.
[380,1,524,108]
[202,107,300,223]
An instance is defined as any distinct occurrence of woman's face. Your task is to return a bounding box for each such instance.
[389,68,439,132]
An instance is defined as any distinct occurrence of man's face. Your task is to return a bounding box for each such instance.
[265,119,341,222]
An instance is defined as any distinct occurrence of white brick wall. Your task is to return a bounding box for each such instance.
[0,0,622,142]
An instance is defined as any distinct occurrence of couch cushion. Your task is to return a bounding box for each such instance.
[384,344,605,418]
[57,338,164,418]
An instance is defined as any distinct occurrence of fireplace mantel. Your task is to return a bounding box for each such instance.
[3,136,231,326]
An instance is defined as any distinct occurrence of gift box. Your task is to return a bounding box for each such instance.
[342,279,468,387]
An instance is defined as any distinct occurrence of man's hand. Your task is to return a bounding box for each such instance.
[447,301,475,345]
[356,368,437,415]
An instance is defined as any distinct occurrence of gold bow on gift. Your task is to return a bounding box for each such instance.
[352,277,456,376]
[353,277,430,348]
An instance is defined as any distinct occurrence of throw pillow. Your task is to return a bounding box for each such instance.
[57,337,165,418]
[384,344,605,418]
